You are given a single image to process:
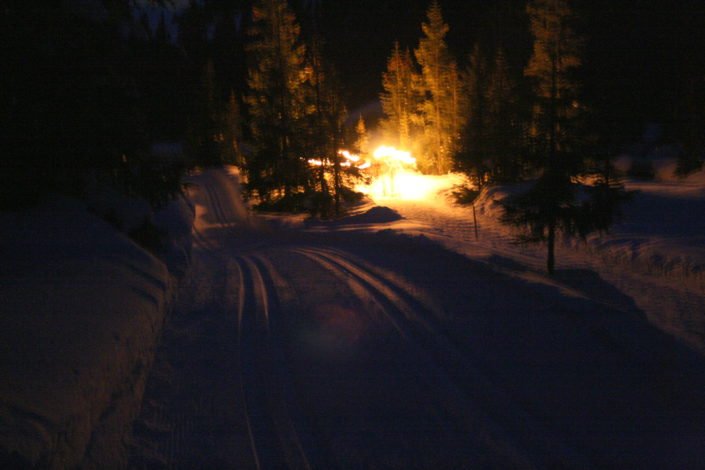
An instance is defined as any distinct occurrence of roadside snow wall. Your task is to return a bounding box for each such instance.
[0,198,174,468]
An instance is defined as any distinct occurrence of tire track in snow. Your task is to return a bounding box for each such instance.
[292,246,590,468]
[234,254,315,470]
[197,179,316,468]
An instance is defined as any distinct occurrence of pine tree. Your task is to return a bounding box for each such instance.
[460,44,490,186]
[484,48,523,182]
[414,0,464,174]
[524,0,582,165]
[502,0,583,274]
[354,115,370,158]
[246,0,309,201]
[503,0,627,274]
[303,34,347,217]
[380,42,420,151]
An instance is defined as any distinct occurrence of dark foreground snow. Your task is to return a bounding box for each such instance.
[0,198,175,467]
[129,168,705,468]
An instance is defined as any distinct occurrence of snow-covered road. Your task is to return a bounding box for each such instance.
[130,168,705,468]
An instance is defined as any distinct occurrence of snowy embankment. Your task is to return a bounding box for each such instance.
[0,195,192,467]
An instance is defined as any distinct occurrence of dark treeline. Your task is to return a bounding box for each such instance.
[2,0,703,228]
[322,0,705,157]
[1,0,251,210]
[1,0,188,209]
[0,0,363,217]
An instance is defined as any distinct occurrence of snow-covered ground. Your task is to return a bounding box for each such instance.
[130,166,705,468]
[378,160,705,354]
[0,194,191,467]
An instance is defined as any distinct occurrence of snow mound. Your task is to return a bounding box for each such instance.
[341,206,402,224]
[154,194,195,277]
[0,198,173,467]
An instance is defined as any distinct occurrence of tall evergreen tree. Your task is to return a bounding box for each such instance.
[502,0,582,274]
[303,34,347,216]
[380,42,420,151]
[524,0,582,166]
[502,0,629,275]
[460,44,490,186]
[484,48,524,182]
[503,0,605,274]
[354,115,370,158]
[246,0,309,200]
[414,1,464,174]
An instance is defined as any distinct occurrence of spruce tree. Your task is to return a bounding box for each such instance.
[246,0,309,201]
[502,0,627,274]
[502,0,582,274]
[460,44,490,186]
[484,48,523,182]
[414,1,464,174]
[304,34,347,217]
[355,115,370,158]
[524,0,582,165]
[380,42,420,151]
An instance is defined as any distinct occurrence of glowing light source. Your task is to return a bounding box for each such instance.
[307,150,366,169]
[357,145,464,202]
[372,146,416,165]
[307,145,464,203]
[338,150,360,163]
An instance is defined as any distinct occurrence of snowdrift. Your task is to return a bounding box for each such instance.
[0,198,175,467]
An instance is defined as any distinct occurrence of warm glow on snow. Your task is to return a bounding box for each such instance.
[357,145,464,202]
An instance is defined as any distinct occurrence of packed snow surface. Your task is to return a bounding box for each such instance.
[131,166,705,468]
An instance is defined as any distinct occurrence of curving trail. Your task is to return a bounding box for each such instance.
[130,168,705,469]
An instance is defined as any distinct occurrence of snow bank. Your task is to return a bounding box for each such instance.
[0,197,174,467]
[153,193,194,277]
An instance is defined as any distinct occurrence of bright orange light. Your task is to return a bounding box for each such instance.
[372,146,416,166]
[338,149,360,163]
[308,150,367,169]
[356,145,464,202]
[308,146,462,202]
